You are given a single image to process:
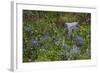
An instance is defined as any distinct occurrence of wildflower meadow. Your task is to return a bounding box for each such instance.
[23,10,91,62]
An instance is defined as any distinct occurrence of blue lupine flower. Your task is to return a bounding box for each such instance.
[31,39,39,46]
[75,36,84,46]
[70,45,80,54]
[64,22,79,37]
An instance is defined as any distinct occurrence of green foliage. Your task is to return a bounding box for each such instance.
[23,10,91,62]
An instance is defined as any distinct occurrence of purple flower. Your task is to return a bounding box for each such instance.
[31,39,39,46]
[70,45,80,54]
[75,36,84,46]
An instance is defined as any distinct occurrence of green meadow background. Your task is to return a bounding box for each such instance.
[23,10,91,62]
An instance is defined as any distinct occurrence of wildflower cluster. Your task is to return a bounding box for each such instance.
[23,10,91,62]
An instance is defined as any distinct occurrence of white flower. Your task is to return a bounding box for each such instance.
[64,22,79,37]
